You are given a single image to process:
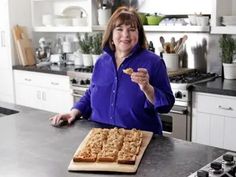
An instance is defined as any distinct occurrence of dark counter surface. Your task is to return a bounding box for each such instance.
[0,101,229,177]
[13,64,76,75]
[13,65,236,97]
[191,77,236,96]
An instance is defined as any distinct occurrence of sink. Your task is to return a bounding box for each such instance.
[0,107,19,117]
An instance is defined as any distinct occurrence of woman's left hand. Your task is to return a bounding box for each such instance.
[131,68,151,92]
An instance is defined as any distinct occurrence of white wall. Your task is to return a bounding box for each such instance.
[145,32,221,74]
[138,0,211,15]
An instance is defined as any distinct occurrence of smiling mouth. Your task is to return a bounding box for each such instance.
[121,40,130,44]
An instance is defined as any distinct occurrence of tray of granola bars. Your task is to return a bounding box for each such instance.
[68,127,153,173]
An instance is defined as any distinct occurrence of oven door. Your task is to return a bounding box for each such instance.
[72,86,87,103]
[160,105,188,140]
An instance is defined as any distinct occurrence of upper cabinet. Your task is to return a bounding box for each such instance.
[31,0,97,32]
[211,0,236,34]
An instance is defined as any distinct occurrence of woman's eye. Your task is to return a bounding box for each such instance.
[129,28,136,32]
[116,28,123,31]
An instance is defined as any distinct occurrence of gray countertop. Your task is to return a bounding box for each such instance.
[0,101,229,177]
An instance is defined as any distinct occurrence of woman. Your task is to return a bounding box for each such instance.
[50,6,175,135]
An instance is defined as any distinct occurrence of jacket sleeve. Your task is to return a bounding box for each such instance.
[144,58,175,113]
[72,86,92,119]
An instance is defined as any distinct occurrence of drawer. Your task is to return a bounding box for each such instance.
[43,74,71,90]
[14,70,42,86]
[197,93,236,118]
[14,70,71,90]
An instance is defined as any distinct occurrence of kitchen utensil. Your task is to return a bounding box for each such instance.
[98,9,111,26]
[159,36,165,48]
[63,6,88,26]
[188,15,197,25]
[176,35,188,54]
[162,53,179,70]
[164,42,175,53]
[138,12,147,25]
[174,37,182,53]
[12,25,36,66]
[54,16,72,26]
[171,37,176,47]
[146,14,163,25]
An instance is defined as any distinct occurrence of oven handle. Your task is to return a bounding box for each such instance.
[72,93,84,97]
[170,109,187,115]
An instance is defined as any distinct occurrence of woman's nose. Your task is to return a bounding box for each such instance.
[122,29,130,37]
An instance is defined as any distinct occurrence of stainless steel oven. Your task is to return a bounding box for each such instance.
[67,69,92,104]
[160,105,191,141]
[166,70,217,141]
[72,86,87,103]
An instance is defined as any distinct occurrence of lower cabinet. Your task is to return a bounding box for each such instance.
[192,92,236,151]
[14,70,73,113]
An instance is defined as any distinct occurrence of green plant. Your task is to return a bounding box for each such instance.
[219,34,236,64]
[78,33,92,54]
[92,33,103,55]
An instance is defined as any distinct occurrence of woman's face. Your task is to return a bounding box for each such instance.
[112,24,139,56]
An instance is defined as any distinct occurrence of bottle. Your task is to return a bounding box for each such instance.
[148,41,155,52]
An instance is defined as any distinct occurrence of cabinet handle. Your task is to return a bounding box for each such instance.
[37,91,41,100]
[1,31,5,47]
[24,78,32,82]
[42,91,46,101]
[218,105,233,111]
[51,82,59,86]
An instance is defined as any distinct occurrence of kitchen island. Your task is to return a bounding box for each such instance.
[0,101,229,177]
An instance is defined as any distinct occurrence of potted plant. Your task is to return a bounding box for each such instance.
[219,34,236,79]
[78,33,93,67]
[91,33,103,65]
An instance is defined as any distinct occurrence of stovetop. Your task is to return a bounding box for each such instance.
[74,66,93,73]
[169,71,216,84]
[188,152,236,177]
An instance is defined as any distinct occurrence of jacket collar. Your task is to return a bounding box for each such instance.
[103,43,142,58]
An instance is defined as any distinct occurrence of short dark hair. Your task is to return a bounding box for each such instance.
[101,6,148,50]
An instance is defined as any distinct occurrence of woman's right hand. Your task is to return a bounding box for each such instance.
[49,109,80,126]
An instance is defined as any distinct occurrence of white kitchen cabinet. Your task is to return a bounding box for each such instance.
[192,92,236,151]
[0,0,31,103]
[211,0,236,34]
[14,70,73,113]
[31,0,98,32]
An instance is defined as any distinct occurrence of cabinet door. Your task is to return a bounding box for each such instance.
[194,112,224,149]
[15,83,43,110]
[42,88,73,113]
[224,117,236,151]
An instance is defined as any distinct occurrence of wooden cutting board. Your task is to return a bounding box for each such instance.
[68,130,153,173]
[12,25,36,66]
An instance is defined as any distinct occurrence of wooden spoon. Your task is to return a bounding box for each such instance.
[176,35,188,54]
[159,36,165,49]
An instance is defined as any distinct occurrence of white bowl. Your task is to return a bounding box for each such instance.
[54,16,72,26]
[72,17,87,26]
[188,15,197,25]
